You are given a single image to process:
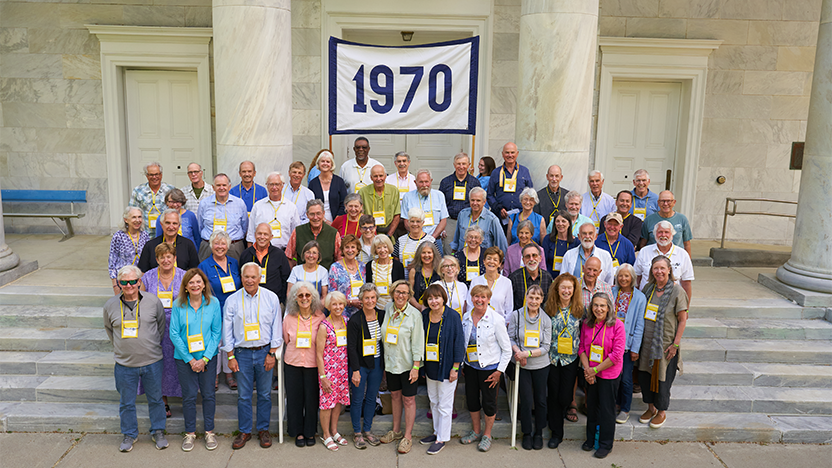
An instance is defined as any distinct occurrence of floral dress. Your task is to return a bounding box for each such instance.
[319,319,350,409]
[328,260,366,320]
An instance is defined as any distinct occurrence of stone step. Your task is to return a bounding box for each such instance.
[0,286,112,308]
[687,298,822,320]
[677,362,832,388]
[0,351,114,376]
[0,328,112,352]
[683,338,832,364]
[2,401,830,443]
[656,385,832,415]
[0,306,103,329]
[684,318,832,340]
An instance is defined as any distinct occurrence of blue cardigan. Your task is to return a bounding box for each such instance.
[612,286,646,353]
[421,306,466,382]
[308,174,348,221]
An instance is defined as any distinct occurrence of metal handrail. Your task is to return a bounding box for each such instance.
[720,198,797,248]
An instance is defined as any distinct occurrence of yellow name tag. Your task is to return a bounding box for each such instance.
[270,221,282,239]
[612,259,620,268]
[377,281,389,296]
[453,186,466,201]
[355,182,366,192]
[454,307,462,318]
[187,333,205,353]
[385,326,399,345]
[219,276,236,293]
[373,210,386,226]
[403,252,414,268]
[554,256,563,271]
[148,213,158,225]
[350,279,362,299]
[645,302,658,321]
[557,335,572,355]
[336,329,347,347]
[466,266,479,281]
[213,218,227,232]
[296,330,312,348]
[634,207,646,220]
[426,343,439,361]
[504,179,517,193]
[466,344,478,362]
[260,267,267,284]
[593,220,600,228]
[398,186,409,194]
[590,344,604,364]
[524,330,540,348]
[122,320,138,339]
[244,321,260,341]
[424,213,435,226]
[157,291,173,309]
[363,338,376,356]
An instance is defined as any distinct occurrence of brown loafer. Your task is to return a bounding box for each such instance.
[259,430,272,448]
[232,432,251,449]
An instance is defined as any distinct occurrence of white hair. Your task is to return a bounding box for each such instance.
[316,152,334,170]
[394,151,411,161]
[143,162,162,174]
[240,262,262,276]
[520,187,539,204]
[469,187,487,200]
[209,230,231,248]
[566,190,583,202]
[415,168,432,179]
[407,207,426,222]
[653,220,677,238]
[634,169,650,179]
[266,171,284,184]
[588,170,604,181]
[453,152,469,163]
[117,265,143,281]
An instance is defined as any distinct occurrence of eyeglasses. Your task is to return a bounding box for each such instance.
[360,226,375,231]
[658,200,675,204]
[187,170,202,175]
[119,279,139,286]
[266,183,283,187]
[145,173,162,178]
[393,290,409,296]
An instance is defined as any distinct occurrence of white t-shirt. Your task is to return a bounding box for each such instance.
[634,243,695,289]
[434,279,468,315]
[465,274,513,323]
[288,265,329,295]
[340,158,382,193]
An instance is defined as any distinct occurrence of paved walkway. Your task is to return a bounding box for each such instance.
[2,432,829,468]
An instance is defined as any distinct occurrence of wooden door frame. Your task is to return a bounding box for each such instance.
[595,37,721,225]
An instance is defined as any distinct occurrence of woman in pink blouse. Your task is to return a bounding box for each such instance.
[283,281,326,447]
[579,292,625,459]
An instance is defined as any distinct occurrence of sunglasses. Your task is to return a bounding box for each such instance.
[297,293,312,299]
[119,279,139,286]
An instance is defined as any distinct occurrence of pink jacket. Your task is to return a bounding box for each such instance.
[579,319,625,380]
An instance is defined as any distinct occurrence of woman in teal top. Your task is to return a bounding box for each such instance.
[170,268,223,452]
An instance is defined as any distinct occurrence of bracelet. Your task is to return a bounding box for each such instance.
[528,350,532,358]
[593,367,598,374]
[673,343,680,348]
[319,374,327,379]
[228,355,236,361]
[202,357,210,363]
[412,365,420,370]
[452,366,459,371]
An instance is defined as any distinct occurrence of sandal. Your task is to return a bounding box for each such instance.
[333,433,348,446]
[165,404,172,418]
[566,405,578,423]
[323,436,339,451]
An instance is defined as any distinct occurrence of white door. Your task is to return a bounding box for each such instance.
[332,30,469,188]
[125,70,209,191]
[604,81,681,196]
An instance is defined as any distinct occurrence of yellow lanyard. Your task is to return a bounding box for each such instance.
[386,307,406,335]
[156,270,173,293]
[303,266,320,287]
[607,236,620,258]
[443,280,462,310]
[150,191,160,214]
[589,194,602,220]
[421,269,432,292]
[419,193,434,215]
[547,187,562,213]
[128,231,141,263]
[426,316,443,346]
[558,308,572,338]
[269,200,284,221]
[591,324,607,351]
[120,299,139,325]
[213,199,228,221]
[186,297,204,340]
[357,166,368,184]
[499,165,518,187]
[283,185,301,204]
[243,290,261,325]
[397,175,409,191]
[523,307,541,336]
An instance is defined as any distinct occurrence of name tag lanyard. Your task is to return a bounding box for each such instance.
[402,235,423,267]
[186,297,205,353]
[373,261,392,295]
[547,187,562,221]
[242,290,262,340]
[149,190,161,223]
[373,189,386,225]
[296,313,313,348]
[303,266,321,294]
[269,200,284,238]
[120,298,139,338]
[521,269,541,306]
[419,193,434,225]
[607,237,620,265]
[453,180,467,201]
[523,306,541,348]
[260,254,269,283]
[499,166,519,191]
[589,194,602,223]
[128,231,141,265]
[213,265,236,293]
[282,185,302,205]
[356,166,369,190]
[385,308,406,344]
[557,308,573,354]
[590,323,607,362]
[443,280,462,313]
[425,316,443,361]
[156,269,175,308]
[213,199,228,231]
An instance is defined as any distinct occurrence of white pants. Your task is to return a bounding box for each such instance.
[426,377,457,442]
[443,218,457,254]
[217,349,232,374]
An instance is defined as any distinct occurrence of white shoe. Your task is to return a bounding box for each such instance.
[615,411,629,424]
[181,433,196,452]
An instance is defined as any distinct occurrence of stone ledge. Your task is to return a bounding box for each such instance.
[710,248,790,267]
[758,273,832,308]
[0,260,37,288]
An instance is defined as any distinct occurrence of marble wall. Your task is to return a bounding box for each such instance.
[291,0,323,165]
[0,0,214,235]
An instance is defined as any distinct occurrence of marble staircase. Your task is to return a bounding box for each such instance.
[0,283,831,443]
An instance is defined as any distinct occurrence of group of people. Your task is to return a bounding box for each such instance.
[106,138,693,458]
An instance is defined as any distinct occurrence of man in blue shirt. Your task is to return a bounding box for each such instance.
[229,161,268,214]
[595,213,636,272]
[223,262,283,450]
[401,169,449,253]
[197,173,249,262]
[452,187,508,253]
[630,169,659,221]
[487,142,533,227]
[439,153,481,255]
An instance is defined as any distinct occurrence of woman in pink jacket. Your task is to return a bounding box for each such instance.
[579,292,625,459]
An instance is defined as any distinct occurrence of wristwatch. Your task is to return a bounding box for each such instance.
[268,351,276,358]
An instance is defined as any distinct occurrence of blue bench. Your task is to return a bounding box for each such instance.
[2,189,87,241]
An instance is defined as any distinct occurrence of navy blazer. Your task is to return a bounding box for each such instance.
[421,306,466,382]
[309,174,348,221]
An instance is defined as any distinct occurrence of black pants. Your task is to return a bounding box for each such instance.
[585,376,618,451]
[464,366,499,416]
[546,360,578,440]
[284,364,320,438]
[519,366,549,436]
[639,355,678,411]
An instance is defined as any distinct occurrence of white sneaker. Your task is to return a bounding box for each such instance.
[205,432,218,450]
[615,411,629,424]
[181,433,196,452]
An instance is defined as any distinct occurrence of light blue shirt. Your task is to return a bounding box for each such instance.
[400,189,449,237]
[580,191,616,227]
[196,194,249,242]
[631,189,659,220]
[283,184,316,223]
[221,286,284,352]
[169,295,223,362]
[451,208,508,253]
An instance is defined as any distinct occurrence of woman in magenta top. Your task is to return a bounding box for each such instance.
[578,292,625,459]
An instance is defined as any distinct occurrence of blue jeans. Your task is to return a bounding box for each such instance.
[176,357,218,433]
[616,353,636,413]
[114,360,165,439]
[235,347,272,433]
[350,358,383,433]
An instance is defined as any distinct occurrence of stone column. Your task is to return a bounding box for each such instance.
[776,0,832,294]
[515,0,599,193]
[212,0,293,184]
[0,185,21,273]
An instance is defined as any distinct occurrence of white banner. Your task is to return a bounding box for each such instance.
[328,36,479,134]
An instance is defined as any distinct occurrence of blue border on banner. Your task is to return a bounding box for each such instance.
[328,36,479,135]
